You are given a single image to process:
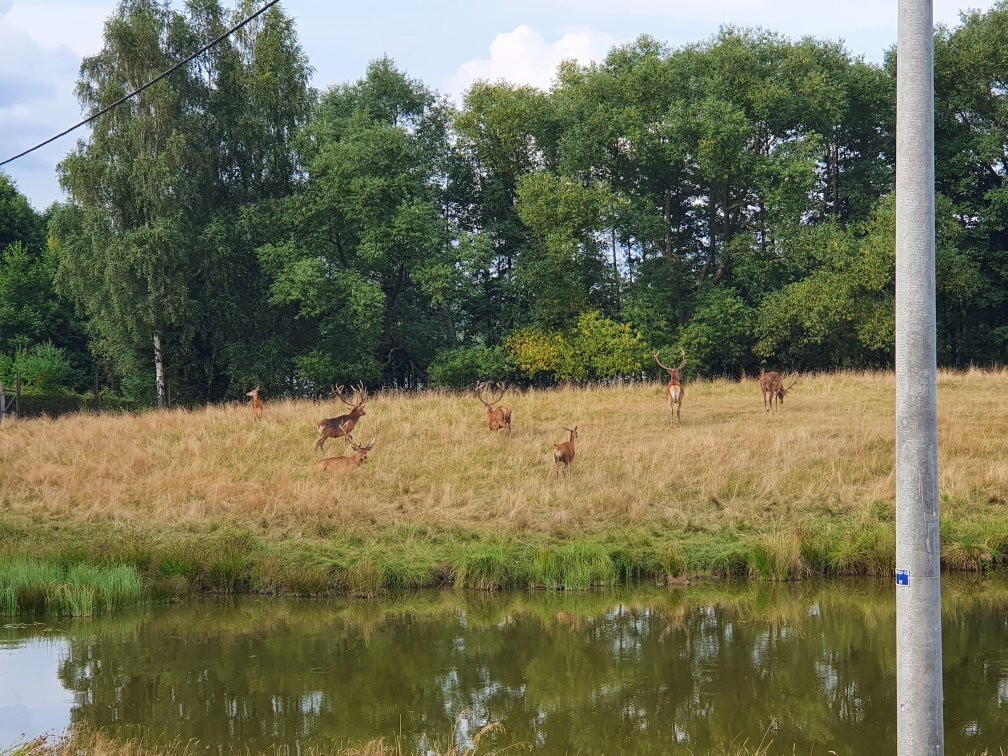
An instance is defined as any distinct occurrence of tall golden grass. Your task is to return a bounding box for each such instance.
[1,370,1005,535]
[0,370,1006,593]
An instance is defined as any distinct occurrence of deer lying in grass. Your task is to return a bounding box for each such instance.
[759,369,800,413]
[553,426,578,481]
[246,388,264,421]
[654,349,687,424]
[315,383,369,452]
[476,381,512,433]
[313,428,379,472]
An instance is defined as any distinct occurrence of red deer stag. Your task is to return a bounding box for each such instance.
[654,349,687,424]
[759,369,800,413]
[315,383,369,452]
[553,426,578,481]
[313,428,379,472]
[476,381,512,433]
[246,388,264,421]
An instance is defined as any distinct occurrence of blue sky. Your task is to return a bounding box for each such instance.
[0,0,997,210]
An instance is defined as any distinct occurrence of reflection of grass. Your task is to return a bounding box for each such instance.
[0,558,142,617]
[8,574,1005,647]
[2,722,509,756]
[1,371,1007,602]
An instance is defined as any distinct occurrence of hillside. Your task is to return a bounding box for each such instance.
[1,370,1006,595]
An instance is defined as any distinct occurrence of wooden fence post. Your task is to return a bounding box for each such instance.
[14,373,20,418]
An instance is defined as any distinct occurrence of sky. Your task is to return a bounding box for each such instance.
[0,0,998,210]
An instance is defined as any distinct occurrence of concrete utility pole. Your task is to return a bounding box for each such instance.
[895,0,944,753]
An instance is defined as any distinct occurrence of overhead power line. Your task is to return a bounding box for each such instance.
[0,0,281,168]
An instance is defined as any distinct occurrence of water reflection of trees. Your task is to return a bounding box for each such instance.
[19,577,1008,753]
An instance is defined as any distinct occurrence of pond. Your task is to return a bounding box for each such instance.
[2,577,1007,754]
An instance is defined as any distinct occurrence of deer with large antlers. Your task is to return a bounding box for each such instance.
[758,369,799,413]
[313,428,379,472]
[553,425,578,481]
[246,388,264,421]
[654,349,687,424]
[476,381,512,433]
[315,383,369,452]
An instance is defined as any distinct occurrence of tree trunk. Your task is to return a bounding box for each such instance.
[611,226,619,304]
[154,331,166,410]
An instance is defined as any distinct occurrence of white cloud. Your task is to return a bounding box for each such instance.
[446,25,616,101]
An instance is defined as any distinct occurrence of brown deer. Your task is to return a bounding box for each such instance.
[315,383,369,452]
[476,381,512,433]
[654,349,687,424]
[313,428,379,472]
[553,426,578,481]
[759,369,800,413]
[246,388,264,421]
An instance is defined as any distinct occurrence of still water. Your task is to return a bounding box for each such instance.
[2,578,1007,754]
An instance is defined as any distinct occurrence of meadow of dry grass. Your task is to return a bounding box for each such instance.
[1,370,1007,593]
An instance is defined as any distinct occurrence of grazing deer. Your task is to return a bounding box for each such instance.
[553,426,578,481]
[476,381,512,433]
[315,383,369,452]
[654,349,687,424]
[759,369,800,413]
[313,428,379,472]
[246,388,264,421]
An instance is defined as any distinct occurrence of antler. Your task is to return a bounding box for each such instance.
[490,382,506,405]
[333,384,351,406]
[476,381,504,407]
[785,374,800,391]
[334,382,369,408]
[676,348,686,372]
[653,350,674,374]
[348,426,380,452]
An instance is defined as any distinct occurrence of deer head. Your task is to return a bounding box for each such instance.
[347,427,379,464]
[654,349,686,380]
[246,388,260,399]
[777,375,800,403]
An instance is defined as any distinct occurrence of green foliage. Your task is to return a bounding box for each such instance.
[10,342,73,392]
[507,312,649,382]
[428,346,514,388]
[678,290,756,376]
[25,5,1008,398]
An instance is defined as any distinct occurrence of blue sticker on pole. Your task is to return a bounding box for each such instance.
[895,569,909,586]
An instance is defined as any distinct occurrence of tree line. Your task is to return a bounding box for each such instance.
[2,0,1008,406]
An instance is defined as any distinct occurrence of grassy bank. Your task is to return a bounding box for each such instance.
[1,370,1006,602]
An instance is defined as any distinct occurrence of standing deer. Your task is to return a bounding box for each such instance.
[759,369,799,413]
[654,349,687,424]
[313,428,379,472]
[315,383,369,452]
[246,388,264,421]
[553,426,578,481]
[476,382,512,433]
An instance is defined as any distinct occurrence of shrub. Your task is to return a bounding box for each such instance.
[11,341,73,392]
[507,312,650,383]
[678,289,756,377]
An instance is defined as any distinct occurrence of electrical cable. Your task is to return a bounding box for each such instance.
[0,0,280,167]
